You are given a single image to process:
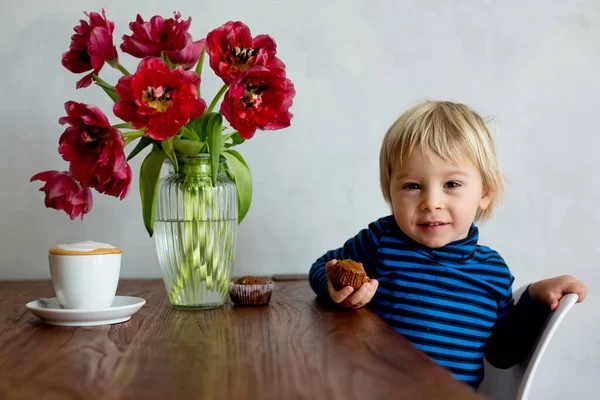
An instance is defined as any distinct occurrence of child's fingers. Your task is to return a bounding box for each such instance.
[352,280,379,308]
[343,280,378,308]
[341,283,370,308]
[578,285,589,302]
[327,278,354,304]
[563,278,588,303]
[530,276,588,308]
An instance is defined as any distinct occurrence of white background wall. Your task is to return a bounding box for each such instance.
[1,1,598,398]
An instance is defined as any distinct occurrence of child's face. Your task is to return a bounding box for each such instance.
[389,150,491,248]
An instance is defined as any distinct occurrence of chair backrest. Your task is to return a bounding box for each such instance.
[517,293,578,399]
[478,287,578,400]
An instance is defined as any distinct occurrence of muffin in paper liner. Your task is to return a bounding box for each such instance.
[229,277,274,306]
[326,259,370,291]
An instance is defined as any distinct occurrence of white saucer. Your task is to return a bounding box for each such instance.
[25,296,146,327]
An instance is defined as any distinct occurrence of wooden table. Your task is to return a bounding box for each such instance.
[0,279,481,400]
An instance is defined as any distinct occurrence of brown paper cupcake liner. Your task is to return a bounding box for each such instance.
[229,281,274,306]
[326,263,370,290]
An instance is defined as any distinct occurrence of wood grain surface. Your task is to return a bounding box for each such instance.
[0,280,481,400]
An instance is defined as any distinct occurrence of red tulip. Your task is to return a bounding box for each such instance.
[92,163,132,200]
[30,171,93,220]
[206,21,284,84]
[121,12,204,70]
[220,66,295,139]
[58,101,131,200]
[113,57,206,140]
[61,9,119,89]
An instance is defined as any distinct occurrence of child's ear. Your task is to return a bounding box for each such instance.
[479,190,492,210]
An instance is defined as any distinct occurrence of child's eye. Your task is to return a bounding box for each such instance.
[445,181,461,189]
[403,183,421,190]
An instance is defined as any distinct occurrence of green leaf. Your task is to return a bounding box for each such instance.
[123,130,145,146]
[180,126,199,141]
[139,149,168,236]
[162,137,178,171]
[207,113,223,185]
[173,137,204,156]
[222,149,252,223]
[186,112,215,142]
[112,123,133,129]
[125,136,138,146]
[224,132,245,148]
[127,136,153,161]
[221,160,232,177]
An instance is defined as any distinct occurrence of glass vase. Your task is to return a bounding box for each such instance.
[154,154,238,309]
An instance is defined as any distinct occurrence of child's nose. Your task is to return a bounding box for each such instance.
[419,189,444,212]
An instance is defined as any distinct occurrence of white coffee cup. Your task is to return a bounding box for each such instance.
[48,241,121,310]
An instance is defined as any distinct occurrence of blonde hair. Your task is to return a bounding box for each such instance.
[379,100,504,222]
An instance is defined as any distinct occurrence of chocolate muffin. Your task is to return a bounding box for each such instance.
[229,276,274,306]
[235,276,266,285]
[326,259,370,291]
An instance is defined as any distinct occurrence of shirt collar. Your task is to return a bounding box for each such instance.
[388,217,479,262]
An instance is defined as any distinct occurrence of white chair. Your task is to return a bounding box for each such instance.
[478,287,579,400]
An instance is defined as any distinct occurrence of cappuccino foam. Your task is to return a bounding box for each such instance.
[49,241,121,256]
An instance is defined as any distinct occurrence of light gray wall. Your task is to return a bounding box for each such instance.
[1,1,598,398]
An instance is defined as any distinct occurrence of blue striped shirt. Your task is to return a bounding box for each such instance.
[309,215,548,389]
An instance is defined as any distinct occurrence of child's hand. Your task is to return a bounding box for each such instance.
[528,275,588,311]
[326,260,379,309]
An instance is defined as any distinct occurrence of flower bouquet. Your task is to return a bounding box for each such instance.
[31,10,295,308]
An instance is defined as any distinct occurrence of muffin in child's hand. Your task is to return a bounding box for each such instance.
[326,259,370,291]
[229,276,274,306]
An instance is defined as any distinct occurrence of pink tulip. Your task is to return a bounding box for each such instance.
[168,37,205,70]
[30,171,93,220]
[58,101,131,200]
[61,9,119,89]
[121,12,204,70]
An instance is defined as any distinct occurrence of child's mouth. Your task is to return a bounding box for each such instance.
[418,222,449,230]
